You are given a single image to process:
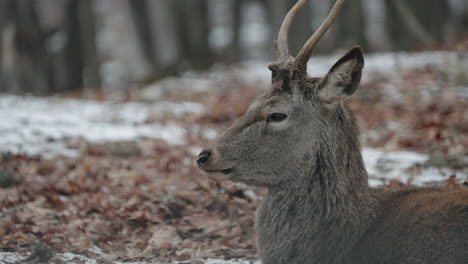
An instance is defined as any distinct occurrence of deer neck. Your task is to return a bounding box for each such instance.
[266,136,374,219]
[257,106,378,263]
[271,105,373,212]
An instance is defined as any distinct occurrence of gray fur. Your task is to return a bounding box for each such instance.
[198,47,468,264]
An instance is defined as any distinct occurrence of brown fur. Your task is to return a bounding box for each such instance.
[352,188,468,263]
[197,47,468,263]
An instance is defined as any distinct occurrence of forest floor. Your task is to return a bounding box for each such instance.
[1,50,468,264]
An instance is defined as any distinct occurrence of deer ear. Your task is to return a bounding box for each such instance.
[318,47,364,103]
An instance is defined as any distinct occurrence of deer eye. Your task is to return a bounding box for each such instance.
[267,113,288,123]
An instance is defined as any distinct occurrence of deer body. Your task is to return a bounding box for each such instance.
[352,188,468,263]
[257,180,468,263]
[197,0,468,263]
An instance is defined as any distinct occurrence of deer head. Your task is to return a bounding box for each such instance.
[197,0,364,187]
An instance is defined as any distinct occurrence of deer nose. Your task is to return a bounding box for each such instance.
[197,150,212,167]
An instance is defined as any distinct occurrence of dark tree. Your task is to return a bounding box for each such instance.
[385,0,451,50]
[130,0,159,70]
[13,0,51,93]
[173,0,214,70]
[4,0,102,94]
[223,0,243,63]
[0,0,8,90]
[77,0,101,90]
[336,0,368,50]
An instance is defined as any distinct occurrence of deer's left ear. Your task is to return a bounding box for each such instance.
[318,46,364,103]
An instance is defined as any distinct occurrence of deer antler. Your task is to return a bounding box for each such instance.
[294,0,345,71]
[276,0,308,64]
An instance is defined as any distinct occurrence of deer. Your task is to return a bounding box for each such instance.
[196,0,468,263]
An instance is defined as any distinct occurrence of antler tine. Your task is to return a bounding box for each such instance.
[294,0,345,71]
[276,0,308,64]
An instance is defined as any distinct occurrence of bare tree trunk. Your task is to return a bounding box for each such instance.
[14,0,86,93]
[94,0,152,87]
[385,0,432,50]
[36,0,84,93]
[13,0,51,93]
[63,0,85,92]
[411,0,450,44]
[362,0,390,51]
[1,2,16,93]
[386,0,451,50]
[0,0,7,90]
[464,3,468,31]
[393,0,433,47]
[129,0,155,64]
[175,0,213,70]
[226,0,243,63]
[145,0,181,71]
[77,0,101,90]
[337,0,368,50]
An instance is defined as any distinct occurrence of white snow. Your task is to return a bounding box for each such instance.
[363,148,428,177]
[362,148,467,187]
[60,252,99,264]
[0,95,205,158]
[0,252,23,264]
[0,252,258,264]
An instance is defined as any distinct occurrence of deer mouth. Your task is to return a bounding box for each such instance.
[203,167,235,180]
[205,167,233,175]
[200,160,236,175]
[220,168,233,174]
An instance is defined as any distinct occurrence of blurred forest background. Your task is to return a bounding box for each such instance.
[0,0,467,94]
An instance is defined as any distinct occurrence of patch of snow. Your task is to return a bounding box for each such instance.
[189,146,203,157]
[0,252,259,264]
[362,0,389,50]
[60,253,99,264]
[363,148,428,177]
[88,246,106,256]
[141,76,215,101]
[0,252,24,264]
[244,189,259,201]
[0,95,205,158]
[202,129,218,140]
[363,148,467,187]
